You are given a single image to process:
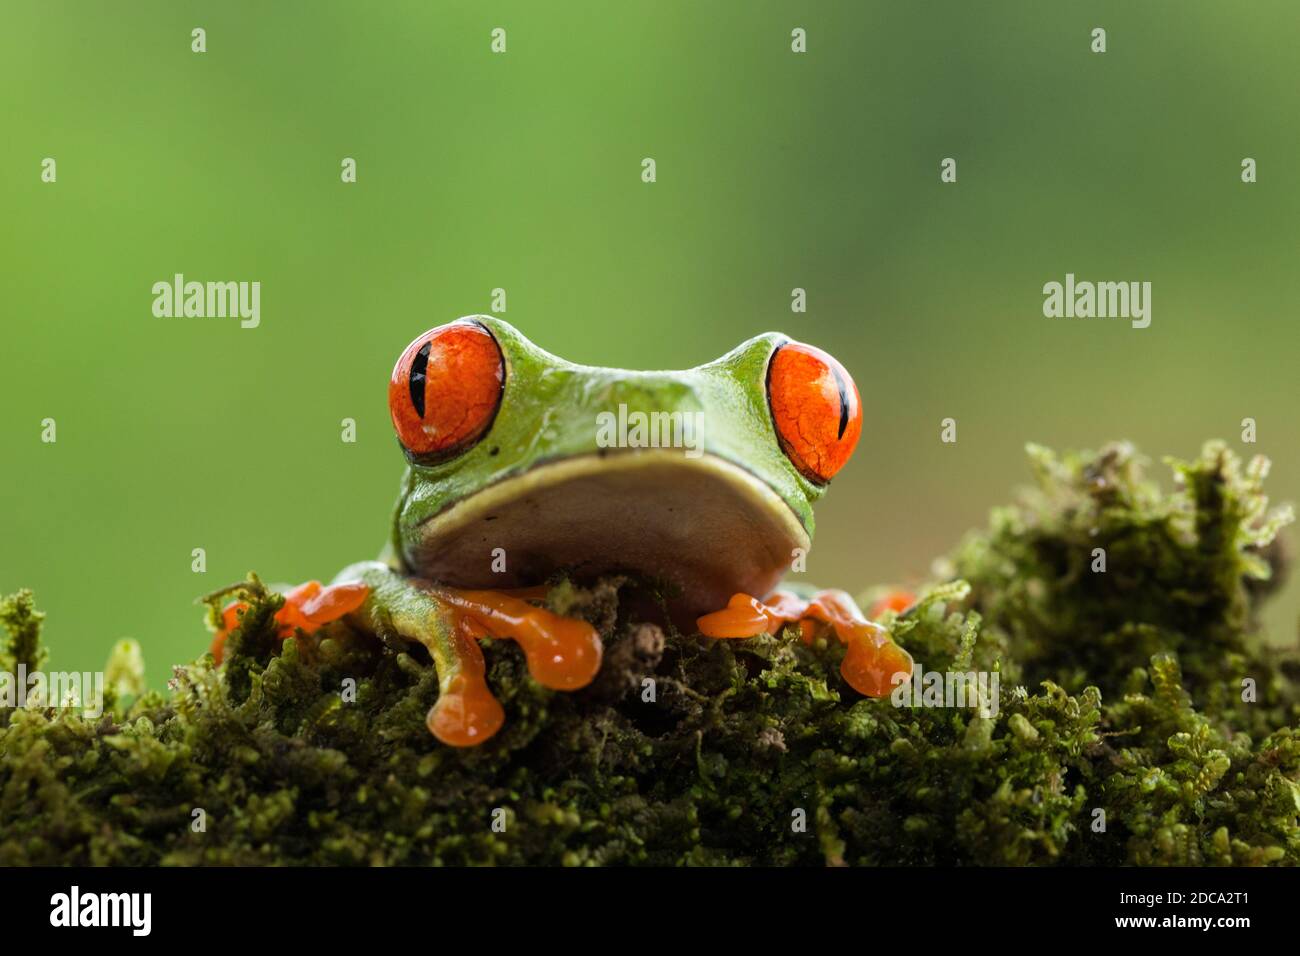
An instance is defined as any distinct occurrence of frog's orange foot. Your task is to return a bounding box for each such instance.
[210,580,370,665]
[427,616,506,747]
[426,587,603,747]
[697,589,913,698]
[435,587,604,692]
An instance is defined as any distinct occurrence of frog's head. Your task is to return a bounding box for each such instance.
[385,316,862,619]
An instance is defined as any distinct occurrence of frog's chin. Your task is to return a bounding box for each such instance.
[404,449,811,622]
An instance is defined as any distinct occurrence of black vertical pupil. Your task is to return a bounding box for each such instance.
[409,341,432,418]
[831,365,850,440]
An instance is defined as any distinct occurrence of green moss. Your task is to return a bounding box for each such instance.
[1,440,1297,866]
[0,589,47,677]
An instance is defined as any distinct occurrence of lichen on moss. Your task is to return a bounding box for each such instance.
[1,440,1297,866]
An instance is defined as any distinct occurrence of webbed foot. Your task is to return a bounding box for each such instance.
[210,579,370,665]
[697,588,913,697]
[329,563,603,747]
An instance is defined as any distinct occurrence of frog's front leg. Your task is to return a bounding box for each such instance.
[697,587,914,697]
[333,562,603,747]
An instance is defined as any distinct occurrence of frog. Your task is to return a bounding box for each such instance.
[210,316,913,747]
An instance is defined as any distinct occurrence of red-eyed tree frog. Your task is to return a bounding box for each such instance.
[211,317,913,746]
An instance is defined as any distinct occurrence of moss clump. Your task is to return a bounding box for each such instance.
[1,440,1297,866]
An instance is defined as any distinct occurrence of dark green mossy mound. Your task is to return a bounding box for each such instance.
[2,441,1297,865]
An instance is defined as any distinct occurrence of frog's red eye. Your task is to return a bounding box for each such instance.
[389,321,505,460]
[766,341,862,484]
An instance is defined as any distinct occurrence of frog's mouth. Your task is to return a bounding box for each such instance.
[405,449,810,621]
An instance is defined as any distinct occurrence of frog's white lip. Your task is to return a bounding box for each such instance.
[405,450,810,620]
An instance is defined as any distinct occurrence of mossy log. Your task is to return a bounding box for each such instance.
[1,441,1297,866]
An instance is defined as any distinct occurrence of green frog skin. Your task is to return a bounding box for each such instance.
[211,317,913,746]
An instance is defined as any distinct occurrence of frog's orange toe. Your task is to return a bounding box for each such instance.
[297,581,370,625]
[210,582,370,666]
[697,591,811,639]
[841,632,913,698]
[428,680,506,747]
[273,580,369,636]
[519,623,603,691]
[436,587,604,692]
[697,594,772,638]
[428,614,506,746]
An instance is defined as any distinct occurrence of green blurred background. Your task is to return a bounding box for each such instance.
[3,1,1297,686]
